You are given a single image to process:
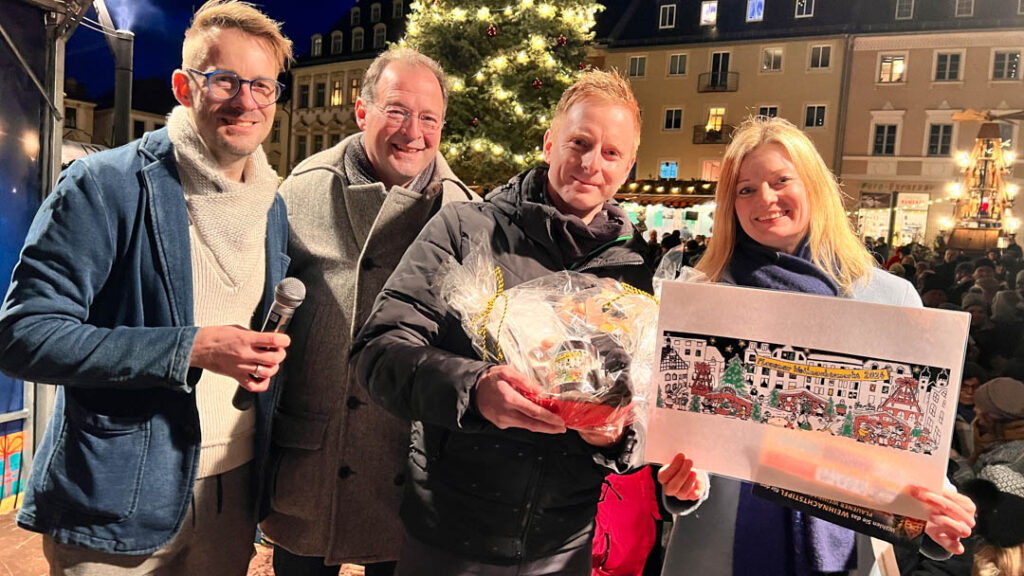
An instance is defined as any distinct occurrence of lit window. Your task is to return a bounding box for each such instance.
[804,105,825,128]
[928,124,953,156]
[371,3,381,22]
[660,4,676,29]
[664,108,682,131]
[393,0,403,18]
[668,54,687,75]
[352,28,364,52]
[700,1,718,26]
[757,106,778,118]
[878,55,905,83]
[795,0,814,18]
[351,7,361,26]
[993,51,1021,80]
[349,77,362,104]
[629,56,647,78]
[934,52,960,81]
[873,124,897,156]
[746,0,764,22]
[895,0,913,20]
[374,24,387,49]
[809,45,831,69]
[706,107,725,132]
[955,0,973,17]
[761,47,783,72]
[331,32,343,54]
[331,80,343,106]
[311,35,322,57]
[660,161,678,179]
[701,160,721,181]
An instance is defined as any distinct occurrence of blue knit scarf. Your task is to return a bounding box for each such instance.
[728,233,857,576]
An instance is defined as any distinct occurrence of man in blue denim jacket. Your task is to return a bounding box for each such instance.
[0,2,293,573]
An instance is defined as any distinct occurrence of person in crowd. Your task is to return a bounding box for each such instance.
[350,70,704,575]
[953,362,988,458]
[884,244,911,270]
[0,2,293,573]
[951,377,1024,576]
[948,261,977,306]
[646,230,663,269]
[933,248,964,289]
[659,117,975,576]
[1005,235,1023,261]
[873,237,890,262]
[662,230,682,252]
[260,48,476,576]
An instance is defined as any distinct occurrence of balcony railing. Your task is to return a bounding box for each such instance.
[697,71,739,92]
[693,124,736,145]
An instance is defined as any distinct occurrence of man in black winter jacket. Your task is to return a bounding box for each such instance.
[351,71,702,575]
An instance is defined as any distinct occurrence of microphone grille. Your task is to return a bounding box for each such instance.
[275,277,306,308]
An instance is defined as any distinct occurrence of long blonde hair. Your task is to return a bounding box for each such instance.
[696,117,873,293]
[974,542,1023,576]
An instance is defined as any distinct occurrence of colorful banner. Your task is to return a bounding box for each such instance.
[754,356,890,381]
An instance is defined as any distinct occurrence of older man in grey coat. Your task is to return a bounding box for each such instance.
[260,47,476,576]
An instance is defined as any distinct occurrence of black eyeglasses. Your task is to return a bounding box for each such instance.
[186,68,284,108]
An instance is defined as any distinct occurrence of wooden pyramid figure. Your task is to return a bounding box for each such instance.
[691,361,715,396]
[879,376,923,427]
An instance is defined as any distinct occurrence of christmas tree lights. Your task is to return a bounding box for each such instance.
[403,0,602,187]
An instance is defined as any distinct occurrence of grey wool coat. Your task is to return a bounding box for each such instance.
[260,134,477,565]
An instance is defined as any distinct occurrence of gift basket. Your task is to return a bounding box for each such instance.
[436,241,658,432]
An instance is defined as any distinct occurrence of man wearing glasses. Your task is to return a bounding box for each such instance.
[0,1,292,573]
[259,47,476,576]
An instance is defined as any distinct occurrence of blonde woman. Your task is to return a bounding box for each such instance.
[658,117,975,575]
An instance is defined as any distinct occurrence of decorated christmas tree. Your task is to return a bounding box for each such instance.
[402,0,602,187]
[721,356,746,396]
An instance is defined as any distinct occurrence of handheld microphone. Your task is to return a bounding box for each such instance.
[232,277,306,411]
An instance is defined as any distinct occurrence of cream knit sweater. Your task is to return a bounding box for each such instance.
[167,107,279,479]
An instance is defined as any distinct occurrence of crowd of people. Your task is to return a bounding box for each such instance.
[0,1,1015,576]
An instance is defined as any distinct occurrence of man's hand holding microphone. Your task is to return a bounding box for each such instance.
[188,278,306,410]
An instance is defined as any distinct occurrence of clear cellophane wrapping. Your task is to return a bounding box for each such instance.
[437,241,657,433]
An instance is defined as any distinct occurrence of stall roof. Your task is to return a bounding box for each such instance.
[615,193,715,208]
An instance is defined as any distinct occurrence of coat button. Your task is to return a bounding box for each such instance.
[393,473,405,486]
[361,258,375,271]
[347,395,364,410]
[337,465,354,479]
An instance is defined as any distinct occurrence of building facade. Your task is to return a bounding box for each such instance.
[598,0,1024,246]
[265,0,409,176]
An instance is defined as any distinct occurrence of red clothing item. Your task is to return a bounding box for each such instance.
[592,467,662,576]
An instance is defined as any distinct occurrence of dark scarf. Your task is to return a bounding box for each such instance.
[343,133,437,195]
[729,233,854,576]
[516,168,632,267]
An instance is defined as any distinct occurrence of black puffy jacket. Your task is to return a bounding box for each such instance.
[351,168,652,564]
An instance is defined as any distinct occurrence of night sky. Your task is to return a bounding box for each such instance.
[65,0,356,99]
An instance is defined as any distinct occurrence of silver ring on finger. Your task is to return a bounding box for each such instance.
[253,364,263,379]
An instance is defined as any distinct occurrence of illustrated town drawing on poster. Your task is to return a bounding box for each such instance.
[657,331,953,455]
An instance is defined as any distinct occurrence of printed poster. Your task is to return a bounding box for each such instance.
[645,281,970,519]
